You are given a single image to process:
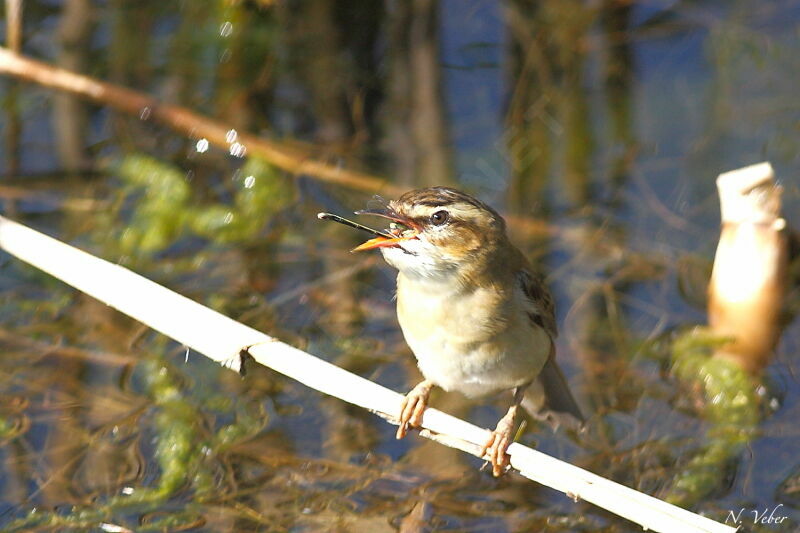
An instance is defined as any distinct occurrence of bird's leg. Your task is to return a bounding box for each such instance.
[396,380,434,439]
[481,385,528,477]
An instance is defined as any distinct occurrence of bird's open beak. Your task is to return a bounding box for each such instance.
[351,208,420,252]
[351,233,419,252]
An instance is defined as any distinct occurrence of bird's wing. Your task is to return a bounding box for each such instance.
[518,269,585,427]
[517,268,558,339]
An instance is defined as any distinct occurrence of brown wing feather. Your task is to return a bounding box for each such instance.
[518,268,558,339]
[518,267,585,426]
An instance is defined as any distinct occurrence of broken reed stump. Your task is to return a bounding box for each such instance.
[708,162,789,373]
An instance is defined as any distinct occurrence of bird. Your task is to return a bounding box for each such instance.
[348,186,584,476]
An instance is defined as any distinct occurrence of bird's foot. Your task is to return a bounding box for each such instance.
[396,380,434,439]
[480,409,517,477]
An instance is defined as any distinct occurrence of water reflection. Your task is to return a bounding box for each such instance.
[0,0,799,531]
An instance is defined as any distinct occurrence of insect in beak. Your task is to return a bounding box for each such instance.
[317,204,420,252]
[317,212,393,239]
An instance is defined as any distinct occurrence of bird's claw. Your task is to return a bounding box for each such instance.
[480,416,516,477]
[396,381,432,439]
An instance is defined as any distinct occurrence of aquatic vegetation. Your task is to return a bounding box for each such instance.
[115,153,294,255]
[4,355,267,532]
[666,328,760,507]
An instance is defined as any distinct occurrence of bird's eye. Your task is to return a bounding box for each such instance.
[430,210,449,226]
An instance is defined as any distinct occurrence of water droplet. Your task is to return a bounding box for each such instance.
[226,129,238,143]
[196,138,209,153]
[139,106,151,120]
[244,175,255,188]
[224,212,234,224]
[219,21,233,37]
[219,48,232,63]
[121,487,135,495]
[229,142,246,157]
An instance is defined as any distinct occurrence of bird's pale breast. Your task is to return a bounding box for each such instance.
[396,273,550,398]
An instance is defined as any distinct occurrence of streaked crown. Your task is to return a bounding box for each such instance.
[392,187,505,246]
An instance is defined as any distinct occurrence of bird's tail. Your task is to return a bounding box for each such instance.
[522,353,585,431]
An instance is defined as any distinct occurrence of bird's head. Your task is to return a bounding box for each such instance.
[353,187,508,280]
